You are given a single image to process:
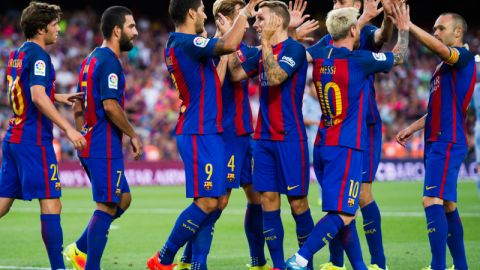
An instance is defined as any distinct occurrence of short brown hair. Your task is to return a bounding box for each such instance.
[20,2,62,39]
[440,12,468,38]
[213,0,246,19]
[259,1,290,29]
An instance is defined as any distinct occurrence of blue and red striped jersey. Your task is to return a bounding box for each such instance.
[3,42,55,146]
[425,46,476,145]
[308,45,394,150]
[77,47,125,159]
[242,37,308,141]
[220,43,258,136]
[312,25,381,124]
[164,32,223,135]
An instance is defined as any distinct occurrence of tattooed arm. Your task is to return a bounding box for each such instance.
[262,40,288,86]
[391,2,410,65]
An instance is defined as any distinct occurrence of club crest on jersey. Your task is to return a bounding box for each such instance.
[108,73,118,89]
[280,56,295,67]
[204,181,213,190]
[34,60,46,76]
[193,37,210,48]
[372,53,387,61]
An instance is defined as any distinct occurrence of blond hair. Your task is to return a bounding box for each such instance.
[213,0,246,19]
[259,1,290,29]
[326,7,359,40]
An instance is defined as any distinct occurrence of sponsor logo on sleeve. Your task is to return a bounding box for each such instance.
[280,56,296,67]
[108,73,118,90]
[372,53,387,61]
[193,37,210,48]
[34,60,46,76]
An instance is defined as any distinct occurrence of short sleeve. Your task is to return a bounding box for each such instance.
[359,25,379,52]
[241,49,261,77]
[98,61,121,101]
[182,35,219,60]
[446,47,474,69]
[356,50,395,75]
[29,51,50,88]
[278,43,306,77]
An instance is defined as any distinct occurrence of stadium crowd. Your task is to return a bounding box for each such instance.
[0,9,479,161]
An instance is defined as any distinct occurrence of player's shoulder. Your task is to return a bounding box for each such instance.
[23,42,49,61]
[455,46,475,60]
[284,37,305,50]
[361,24,378,34]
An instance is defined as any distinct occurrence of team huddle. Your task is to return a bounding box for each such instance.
[0,0,475,270]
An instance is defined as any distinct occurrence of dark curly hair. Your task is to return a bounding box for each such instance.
[20,1,62,39]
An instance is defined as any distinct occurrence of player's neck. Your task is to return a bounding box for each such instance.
[176,24,197,35]
[332,39,354,51]
[102,40,120,57]
[28,37,46,50]
[271,31,288,46]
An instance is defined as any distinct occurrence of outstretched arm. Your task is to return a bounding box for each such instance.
[390,2,410,65]
[409,22,451,62]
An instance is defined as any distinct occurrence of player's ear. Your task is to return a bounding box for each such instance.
[354,0,362,10]
[188,8,196,21]
[453,27,462,39]
[350,24,356,38]
[113,25,122,39]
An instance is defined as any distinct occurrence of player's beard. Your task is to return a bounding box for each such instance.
[195,18,205,35]
[119,32,134,52]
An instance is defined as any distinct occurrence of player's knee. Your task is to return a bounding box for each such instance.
[338,213,355,225]
[195,197,219,213]
[443,200,457,213]
[119,193,132,211]
[40,199,62,214]
[0,206,11,218]
[217,195,229,210]
[422,196,443,208]
[243,184,261,204]
[96,202,117,216]
[260,192,280,210]
[288,197,309,215]
[359,192,373,208]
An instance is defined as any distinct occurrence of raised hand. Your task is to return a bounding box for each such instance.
[295,19,320,42]
[215,13,232,37]
[362,0,384,22]
[390,1,410,31]
[288,0,309,29]
[261,13,282,43]
[242,0,263,18]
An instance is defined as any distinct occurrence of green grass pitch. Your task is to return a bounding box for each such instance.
[0,181,479,269]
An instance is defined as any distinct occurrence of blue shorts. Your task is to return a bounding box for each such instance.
[79,157,130,203]
[252,140,309,196]
[0,142,61,200]
[177,134,226,198]
[314,145,363,215]
[222,133,253,189]
[362,122,382,183]
[424,142,467,202]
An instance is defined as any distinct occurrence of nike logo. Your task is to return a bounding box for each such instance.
[425,186,437,191]
[263,228,274,234]
[287,185,300,191]
[427,221,435,226]
[363,221,374,227]
[186,219,199,228]
[362,171,367,175]
[297,234,311,240]
[74,250,79,256]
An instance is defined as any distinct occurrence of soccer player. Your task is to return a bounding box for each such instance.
[228,2,315,269]
[64,6,143,270]
[0,2,86,269]
[175,1,269,269]
[396,12,475,270]
[306,0,394,268]
[146,0,261,269]
[285,3,409,270]
[470,58,480,195]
